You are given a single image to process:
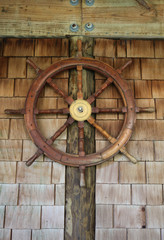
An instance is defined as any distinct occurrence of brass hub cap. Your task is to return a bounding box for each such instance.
[70,99,92,121]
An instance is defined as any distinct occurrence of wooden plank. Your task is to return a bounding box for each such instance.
[0,0,81,37]
[156,99,164,119]
[94,39,116,57]
[132,184,162,205]
[82,0,164,38]
[12,230,31,240]
[127,40,154,58]
[42,206,64,228]
[128,229,160,240]
[96,229,126,240]
[147,206,164,228]
[32,229,64,240]
[132,120,164,141]
[0,1,164,38]
[120,162,146,184]
[3,38,34,56]
[96,205,113,228]
[114,205,146,228]
[65,37,95,240]
[96,184,130,204]
[142,59,164,80]
[35,39,69,57]
[5,206,41,229]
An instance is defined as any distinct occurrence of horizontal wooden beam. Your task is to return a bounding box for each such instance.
[0,0,81,37]
[0,0,164,38]
[82,0,164,38]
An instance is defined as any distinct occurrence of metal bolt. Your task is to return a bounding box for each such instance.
[70,23,79,32]
[85,22,94,31]
[70,0,79,6]
[86,0,94,6]
[78,107,83,113]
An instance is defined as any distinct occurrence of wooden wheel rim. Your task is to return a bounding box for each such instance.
[25,57,136,167]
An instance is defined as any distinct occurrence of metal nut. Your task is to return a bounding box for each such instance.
[86,0,94,6]
[70,0,79,6]
[85,23,94,31]
[78,106,84,113]
[70,23,79,32]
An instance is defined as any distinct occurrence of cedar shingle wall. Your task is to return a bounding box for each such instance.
[0,38,164,240]
[0,38,68,240]
[94,39,164,240]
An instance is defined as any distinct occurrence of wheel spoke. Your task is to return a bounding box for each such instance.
[26,116,74,166]
[78,121,85,156]
[77,39,82,58]
[47,78,74,105]
[87,116,116,143]
[48,116,74,143]
[79,166,86,187]
[26,149,43,167]
[87,77,113,104]
[135,107,155,113]
[92,107,155,114]
[26,59,42,75]
[77,65,83,99]
[26,59,74,105]
[116,60,132,74]
[34,108,70,115]
[87,116,137,164]
[4,109,25,115]
[5,106,155,116]
[92,107,127,114]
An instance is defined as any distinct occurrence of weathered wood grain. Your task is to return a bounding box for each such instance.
[96,229,126,240]
[96,184,130,204]
[155,141,164,161]
[82,0,164,38]
[0,57,7,77]
[114,205,146,228]
[42,206,64,228]
[0,0,81,37]
[120,162,146,183]
[65,37,95,240]
[32,229,64,240]
[0,1,164,38]
[12,230,31,240]
[128,229,160,240]
[132,184,162,205]
[8,57,26,78]
[17,162,51,184]
[147,206,164,228]
[19,184,54,205]
[0,79,14,97]
[96,205,113,228]
[3,38,34,56]
[5,206,41,229]
[127,40,154,58]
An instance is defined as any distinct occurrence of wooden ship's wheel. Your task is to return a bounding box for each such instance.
[5,40,154,185]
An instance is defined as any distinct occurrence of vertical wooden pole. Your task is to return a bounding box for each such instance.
[65,37,95,240]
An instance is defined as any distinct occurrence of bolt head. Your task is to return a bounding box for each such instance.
[70,23,79,32]
[70,0,79,6]
[85,22,94,31]
[86,0,94,6]
[78,106,83,113]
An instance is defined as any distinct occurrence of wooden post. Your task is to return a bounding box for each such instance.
[65,37,95,240]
